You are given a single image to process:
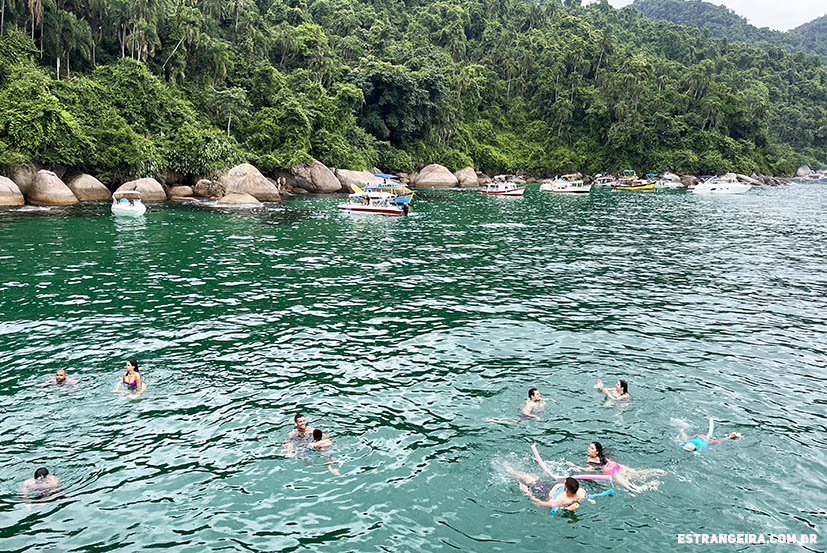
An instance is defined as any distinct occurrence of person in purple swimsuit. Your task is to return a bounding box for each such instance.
[114,359,143,395]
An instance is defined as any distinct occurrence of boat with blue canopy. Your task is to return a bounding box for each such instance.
[365,173,414,204]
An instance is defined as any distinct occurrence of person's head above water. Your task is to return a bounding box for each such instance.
[34,467,49,479]
[564,477,579,495]
[313,429,323,441]
[617,380,628,395]
[588,441,607,465]
[125,360,139,373]
[294,413,306,430]
[55,369,66,384]
[528,388,540,401]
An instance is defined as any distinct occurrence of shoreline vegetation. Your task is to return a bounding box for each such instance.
[0,0,825,201]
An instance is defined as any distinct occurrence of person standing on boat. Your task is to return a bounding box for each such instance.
[283,413,315,457]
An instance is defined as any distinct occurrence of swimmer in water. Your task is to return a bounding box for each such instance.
[310,428,343,475]
[504,463,586,510]
[487,387,555,424]
[282,413,315,457]
[596,378,629,400]
[679,428,741,452]
[114,359,143,395]
[21,467,60,505]
[567,441,664,494]
[48,369,78,387]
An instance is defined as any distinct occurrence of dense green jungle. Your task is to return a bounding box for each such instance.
[0,0,825,184]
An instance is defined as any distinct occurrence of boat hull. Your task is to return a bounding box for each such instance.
[612,183,654,191]
[480,186,526,196]
[111,204,147,217]
[337,204,404,215]
[692,183,751,194]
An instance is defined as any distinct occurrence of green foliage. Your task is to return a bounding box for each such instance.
[0,0,825,179]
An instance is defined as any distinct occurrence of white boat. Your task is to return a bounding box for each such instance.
[654,177,685,190]
[692,176,751,195]
[592,175,616,187]
[480,181,526,196]
[337,191,408,216]
[111,191,146,217]
[541,173,591,194]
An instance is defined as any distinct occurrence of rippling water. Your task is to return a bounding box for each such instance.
[1,185,826,552]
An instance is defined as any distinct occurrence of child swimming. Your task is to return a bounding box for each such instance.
[309,428,342,475]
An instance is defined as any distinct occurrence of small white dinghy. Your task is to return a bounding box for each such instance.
[111,191,147,217]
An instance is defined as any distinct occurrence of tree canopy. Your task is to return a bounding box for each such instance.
[0,0,825,183]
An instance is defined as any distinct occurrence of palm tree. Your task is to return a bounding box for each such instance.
[27,0,43,40]
[1,0,15,35]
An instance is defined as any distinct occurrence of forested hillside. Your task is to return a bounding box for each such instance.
[633,0,827,63]
[0,0,825,184]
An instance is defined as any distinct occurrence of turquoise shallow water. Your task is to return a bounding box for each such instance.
[1,185,826,552]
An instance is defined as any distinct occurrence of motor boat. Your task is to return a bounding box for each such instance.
[540,173,591,194]
[111,191,146,217]
[692,176,751,194]
[592,175,616,187]
[338,191,408,215]
[366,173,415,204]
[654,177,685,190]
[480,181,526,196]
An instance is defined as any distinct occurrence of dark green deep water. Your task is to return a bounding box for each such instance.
[1,185,825,552]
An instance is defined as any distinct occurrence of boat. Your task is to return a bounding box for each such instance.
[803,171,827,183]
[611,170,653,191]
[692,175,751,194]
[592,174,616,187]
[366,173,415,204]
[540,173,592,194]
[480,180,526,196]
[111,191,146,217]
[654,176,685,190]
[337,191,408,215]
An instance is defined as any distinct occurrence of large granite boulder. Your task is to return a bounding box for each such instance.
[12,165,38,196]
[291,160,341,193]
[220,163,279,201]
[116,178,167,201]
[477,172,492,184]
[795,166,811,178]
[66,174,110,201]
[217,193,261,206]
[335,169,383,193]
[663,172,682,182]
[681,175,700,187]
[0,176,24,206]
[413,164,457,188]
[28,170,78,206]
[169,186,194,199]
[734,173,762,185]
[193,179,224,198]
[454,167,478,188]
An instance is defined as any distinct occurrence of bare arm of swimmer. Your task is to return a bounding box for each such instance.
[711,432,742,443]
[565,461,597,471]
[596,379,621,400]
[520,400,540,420]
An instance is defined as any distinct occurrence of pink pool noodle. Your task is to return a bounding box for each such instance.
[531,444,613,481]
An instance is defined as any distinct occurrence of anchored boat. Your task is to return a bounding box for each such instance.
[367,173,415,204]
[541,173,592,194]
[111,191,146,217]
[692,176,751,195]
[480,180,526,196]
[337,191,408,215]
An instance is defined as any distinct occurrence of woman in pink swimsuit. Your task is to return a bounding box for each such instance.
[567,441,664,493]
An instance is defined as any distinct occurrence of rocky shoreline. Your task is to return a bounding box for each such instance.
[0,159,803,207]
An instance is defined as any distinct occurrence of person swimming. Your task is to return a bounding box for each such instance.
[504,463,586,511]
[487,387,555,424]
[282,413,315,457]
[567,441,664,494]
[596,378,629,400]
[310,428,343,475]
[21,467,60,503]
[679,428,741,452]
[48,369,78,387]
[114,359,143,395]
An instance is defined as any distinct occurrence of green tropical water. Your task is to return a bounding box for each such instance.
[1,185,825,552]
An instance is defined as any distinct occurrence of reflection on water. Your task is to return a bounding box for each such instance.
[1,186,826,552]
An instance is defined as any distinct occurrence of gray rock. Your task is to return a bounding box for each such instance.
[193,179,224,198]
[454,167,478,187]
[412,164,458,188]
[663,172,681,182]
[734,173,762,185]
[12,165,38,196]
[291,160,341,193]
[795,166,811,178]
[116,178,167,201]
[681,175,700,187]
[28,170,79,206]
[217,192,261,206]
[335,169,383,193]
[66,174,110,201]
[220,163,279,201]
[0,176,24,206]
[169,186,194,198]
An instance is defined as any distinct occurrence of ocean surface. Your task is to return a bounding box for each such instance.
[1,184,825,552]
